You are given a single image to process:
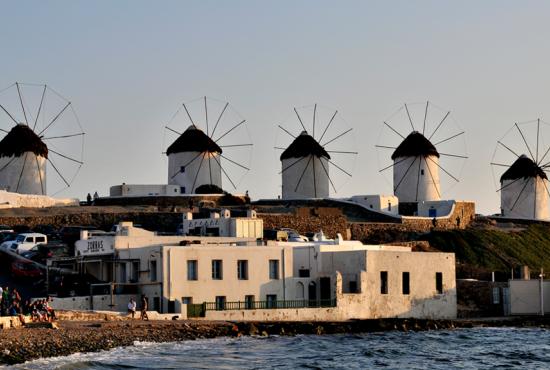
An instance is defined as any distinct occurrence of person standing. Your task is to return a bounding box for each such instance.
[127,298,137,319]
[139,294,149,321]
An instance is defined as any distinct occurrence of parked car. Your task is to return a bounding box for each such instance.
[12,225,32,233]
[0,231,17,244]
[21,242,69,264]
[263,229,289,241]
[49,273,106,297]
[11,260,44,279]
[32,225,60,241]
[279,228,309,242]
[0,233,48,254]
[0,225,14,233]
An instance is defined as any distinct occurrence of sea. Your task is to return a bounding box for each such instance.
[5,327,550,369]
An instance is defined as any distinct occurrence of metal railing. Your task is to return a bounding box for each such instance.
[204,298,336,311]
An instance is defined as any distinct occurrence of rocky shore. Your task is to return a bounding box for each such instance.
[0,316,548,365]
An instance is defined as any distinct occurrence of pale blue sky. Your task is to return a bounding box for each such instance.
[2,1,550,214]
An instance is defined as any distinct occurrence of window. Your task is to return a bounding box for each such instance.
[436,272,443,294]
[298,269,310,278]
[215,296,226,310]
[180,187,186,194]
[120,263,127,283]
[349,281,358,293]
[402,272,410,295]
[132,261,139,282]
[187,260,198,280]
[266,294,277,308]
[182,297,193,305]
[269,260,279,280]
[420,169,425,175]
[25,237,33,242]
[180,166,185,173]
[36,236,45,243]
[388,202,392,211]
[237,260,248,280]
[380,271,388,294]
[150,260,157,282]
[492,288,500,304]
[245,295,254,309]
[212,260,223,280]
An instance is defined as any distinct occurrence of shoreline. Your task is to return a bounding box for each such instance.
[0,317,548,365]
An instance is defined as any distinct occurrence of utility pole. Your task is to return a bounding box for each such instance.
[540,268,545,316]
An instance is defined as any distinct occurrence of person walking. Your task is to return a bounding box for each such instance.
[127,298,137,319]
[139,294,149,321]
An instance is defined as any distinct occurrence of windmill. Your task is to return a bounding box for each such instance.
[0,82,84,195]
[377,101,467,203]
[164,97,252,194]
[490,119,550,220]
[276,104,357,199]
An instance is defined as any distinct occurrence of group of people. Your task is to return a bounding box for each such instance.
[0,286,22,317]
[85,191,99,206]
[26,298,56,322]
[127,294,149,320]
[0,286,56,322]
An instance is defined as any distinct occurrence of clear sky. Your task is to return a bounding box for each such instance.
[2,0,550,214]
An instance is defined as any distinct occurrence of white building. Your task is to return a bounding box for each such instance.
[109,184,181,197]
[347,195,399,215]
[54,220,456,320]
[500,155,550,220]
[281,131,330,200]
[0,124,47,195]
[167,125,223,194]
[392,131,441,203]
[181,209,263,238]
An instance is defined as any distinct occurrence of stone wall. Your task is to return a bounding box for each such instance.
[401,201,476,230]
[260,213,348,239]
[0,211,183,233]
[350,201,476,243]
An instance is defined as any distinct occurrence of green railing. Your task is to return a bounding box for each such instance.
[203,298,336,312]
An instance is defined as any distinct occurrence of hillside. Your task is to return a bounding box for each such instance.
[421,223,550,278]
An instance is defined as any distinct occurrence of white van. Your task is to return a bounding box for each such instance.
[0,233,48,254]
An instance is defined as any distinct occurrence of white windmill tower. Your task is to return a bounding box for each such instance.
[167,125,223,194]
[391,131,441,202]
[0,123,48,194]
[277,104,357,199]
[280,131,331,199]
[491,120,550,220]
[377,102,467,205]
[0,82,85,196]
[165,97,252,194]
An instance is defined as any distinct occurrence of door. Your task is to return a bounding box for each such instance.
[308,281,317,306]
[320,277,331,303]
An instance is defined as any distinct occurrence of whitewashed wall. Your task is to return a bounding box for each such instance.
[0,189,77,208]
[168,151,222,194]
[282,155,329,199]
[501,177,550,220]
[0,153,46,195]
[509,279,550,315]
[393,155,441,202]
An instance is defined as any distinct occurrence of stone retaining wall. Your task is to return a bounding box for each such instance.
[260,213,349,239]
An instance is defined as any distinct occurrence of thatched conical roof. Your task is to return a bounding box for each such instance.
[166,126,222,155]
[280,131,330,160]
[0,124,48,158]
[195,184,224,194]
[391,131,439,160]
[500,154,547,182]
